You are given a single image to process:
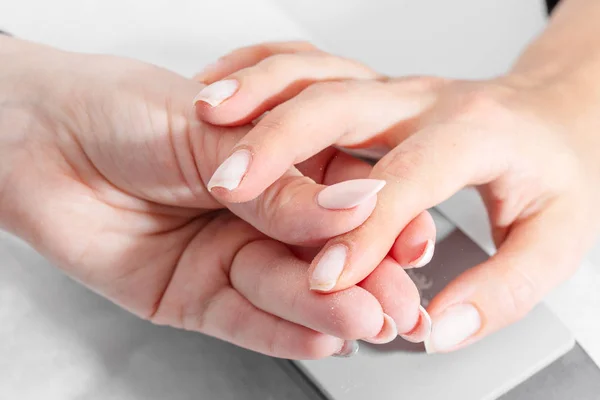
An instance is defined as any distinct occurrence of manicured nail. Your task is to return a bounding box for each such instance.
[310,244,348,291]
[406,239,435,269]
[317,179,386,210]
[207,149,252,191]
[424,304,481,354]
[332,340,359,358]
[400,306,432,343]
[363,314,398,344]
[193,79,239,107]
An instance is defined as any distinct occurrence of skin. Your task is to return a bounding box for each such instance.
[0,36,434,359]
[197,0,600,353]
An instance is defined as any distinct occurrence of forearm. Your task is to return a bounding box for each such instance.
[507,0,600,175]
[512,0,600,91]
[0,35,42,234]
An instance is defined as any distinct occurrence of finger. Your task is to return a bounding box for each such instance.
[390,210,437,269]
[227,173,386,246]
[206,79,437,203]
[194,41,318,84]
[359,257,432,344]
[201,126,384,246]
[308,120,506,293]
[194,51,381,126]
[424,198,586,353]
[198,287,351,359]
[230,239,385,340]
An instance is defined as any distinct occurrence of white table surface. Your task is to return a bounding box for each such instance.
[1,0,599,397]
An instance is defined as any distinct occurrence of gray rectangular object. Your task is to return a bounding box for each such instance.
[295,210,574,400]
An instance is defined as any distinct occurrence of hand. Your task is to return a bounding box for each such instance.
[0,37,428,358]
[194,41,600,353]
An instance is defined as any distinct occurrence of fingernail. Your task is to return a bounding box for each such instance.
[363,314,398,344]
[317,179,386,210]
[406,239,435,269]
[332,340,359,358]
[193,79,239,107]
[400,305,432,343]
[424,303,481,354]
[310,244,348,291]
[207,149,252,191]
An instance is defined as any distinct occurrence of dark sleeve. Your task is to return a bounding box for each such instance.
[546,0,560,14]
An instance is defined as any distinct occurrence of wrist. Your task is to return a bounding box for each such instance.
[0,37,51,234]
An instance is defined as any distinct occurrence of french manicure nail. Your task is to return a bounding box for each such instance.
[407,239,435,268]
[424,303,481,354]
[333,340,359,358]
[364,314,398,344]
[310,244,348,291]
[207,149,252,191]
[193,79,239,107]
[400,305,432,343]
[317,179,386,210]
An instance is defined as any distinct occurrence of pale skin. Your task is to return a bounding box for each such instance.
[195,0,600,353]
[0,0,598,359]
[0,37,432,360]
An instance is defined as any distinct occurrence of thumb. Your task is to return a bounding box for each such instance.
[424,197,588,353]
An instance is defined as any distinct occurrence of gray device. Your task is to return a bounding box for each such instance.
[293,209,575,400]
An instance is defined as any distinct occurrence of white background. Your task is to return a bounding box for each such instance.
[2,0,599,398]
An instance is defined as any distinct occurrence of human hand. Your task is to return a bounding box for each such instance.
[194,42,600,353]
[0,37,428,358]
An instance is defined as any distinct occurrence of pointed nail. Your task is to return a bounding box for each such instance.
[317,179,386,210]
[363,314,398,344]
[310,244,348,292]
[193,79,239,107]
[406,239,435,269]
[207,149,252,191]
[400,305,432,343]
[332,340,359,358]
[424,304,481,354]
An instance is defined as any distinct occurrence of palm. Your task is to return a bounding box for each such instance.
[25,53,266,326]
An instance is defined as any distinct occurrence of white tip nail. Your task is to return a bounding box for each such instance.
[193,79,239,107]
[425,303,481,354]
[310,244,348,291]
[207,149,252,191]
[333,340,359,358]
[317,179,386,210]
[364,314,399,344]
[401,305,432,344]
[409,239,435,268]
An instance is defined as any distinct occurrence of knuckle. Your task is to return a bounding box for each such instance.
[374,144,430,190]
[449,86,510,122]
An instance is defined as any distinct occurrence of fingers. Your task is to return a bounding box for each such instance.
[201,125,384,246]
[198,287,350,359]
[194,41,318,84]
[359,257,432,343]
[307,121,506,293]
[425,198,585,353]
[390,210,437,268]
[194,51,381,126]
[206,79,435,203]
[230,239,386,341]
[226,173,385,246]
